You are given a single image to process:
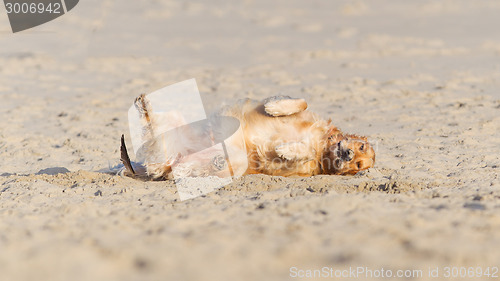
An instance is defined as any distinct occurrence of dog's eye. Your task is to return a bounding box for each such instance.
[360,144,364,151]
[356,162,362,169]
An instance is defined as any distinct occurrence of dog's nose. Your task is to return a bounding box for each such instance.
[346,149,354,161]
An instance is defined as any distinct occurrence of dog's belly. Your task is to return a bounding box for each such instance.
[240,113,324,176]
[218,98,330,177]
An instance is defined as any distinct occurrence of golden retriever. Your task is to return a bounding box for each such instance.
[121,95,375,179]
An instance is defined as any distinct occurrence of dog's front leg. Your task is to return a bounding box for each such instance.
[275,141,315,161]
[263,96,308,117]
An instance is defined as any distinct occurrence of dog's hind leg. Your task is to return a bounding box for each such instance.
[134,93,156,142]
[263,95,308,117]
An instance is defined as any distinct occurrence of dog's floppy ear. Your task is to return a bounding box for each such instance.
[326,124,342,140]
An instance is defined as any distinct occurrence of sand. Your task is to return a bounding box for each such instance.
[1,0,500,280]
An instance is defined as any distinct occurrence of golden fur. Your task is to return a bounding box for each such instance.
[121,95,375,179]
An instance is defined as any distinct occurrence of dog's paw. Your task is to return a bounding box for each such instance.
[275,142,311,161]
[212,155,227,170]
[264,96,307,117]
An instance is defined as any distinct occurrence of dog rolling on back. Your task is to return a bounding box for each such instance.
[121,95,375,179]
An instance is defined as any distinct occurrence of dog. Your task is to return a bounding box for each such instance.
[121,95,375,179]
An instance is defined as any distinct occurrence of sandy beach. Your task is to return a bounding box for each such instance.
[1,1,500,280]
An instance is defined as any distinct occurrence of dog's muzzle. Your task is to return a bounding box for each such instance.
[336,141,354,161]
[342,149,354,161]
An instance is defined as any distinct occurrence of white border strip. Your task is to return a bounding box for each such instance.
[60,0,68,13]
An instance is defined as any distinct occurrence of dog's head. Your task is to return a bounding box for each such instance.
[323,134,375,175]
